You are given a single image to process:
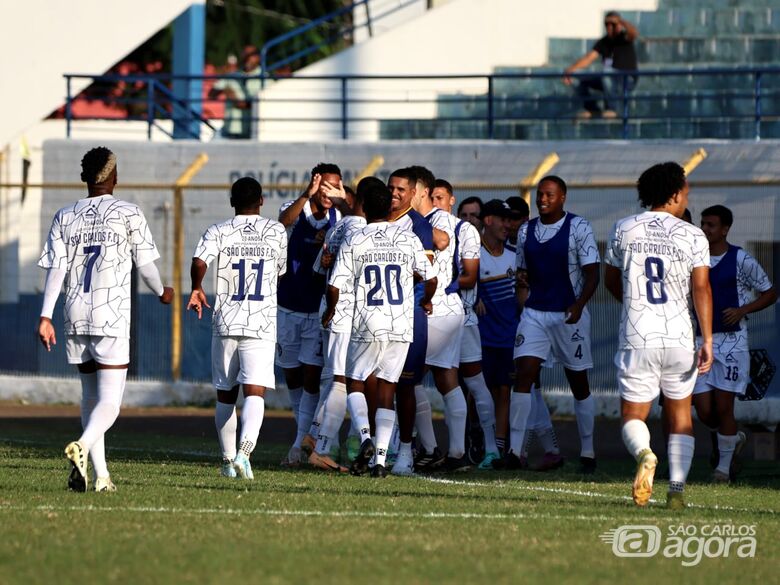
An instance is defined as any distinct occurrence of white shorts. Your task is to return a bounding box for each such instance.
[615,348,698,403]
[513,307,593,370]
[212,336,276,391]
[322,329,350,378]
[276,309,324,369]
[426,315,464,369]
[693,350,749,395]
[460,324,482,364]
[66,335,129,366]
[346,340,410,384]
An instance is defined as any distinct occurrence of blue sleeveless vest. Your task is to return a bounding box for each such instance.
[710,244,741,334]
[524,213,577,312]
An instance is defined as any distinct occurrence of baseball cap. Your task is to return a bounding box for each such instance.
[479,199,514,219]
[505,196,530,219]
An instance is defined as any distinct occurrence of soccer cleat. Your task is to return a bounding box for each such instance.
[349,439,375,476]
[413,447,446,472]
[666,491,686,510]
[711,470,730,484]
[94,476,117,492]
[309,451,348,473]
[580,456,597,475]
[491,451,527,471]
[444,455,472,473]
[477,451,501,470]
[300,433,316,457]
[346,435,361,462]
[632,449,658,507]
[730,431,747,480]
[370,464,388,478]
[533,452,565,472]
[220,458,237,478]
[65,440,88,493]
[280,446,302,468]
[233,453,254,480]
[390,452,415,477]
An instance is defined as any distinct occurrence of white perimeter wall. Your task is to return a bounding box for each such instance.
[258,0,657,141]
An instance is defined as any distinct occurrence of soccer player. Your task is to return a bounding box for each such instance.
[308,178,371,472]
[508,176,600,474]
[37,146,173,492]
[475,200,522,465]
[605,161,713,509]
[407,166,470,473]
[188,177,287,480]
[324,180,436,477]
[693,205,776,483]
[457,196,483,231]
[277,163,343,466]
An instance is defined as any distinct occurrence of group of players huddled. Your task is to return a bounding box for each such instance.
[39,147,775,509]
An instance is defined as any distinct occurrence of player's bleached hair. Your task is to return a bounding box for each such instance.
[637,162,686,209]
[538,175,567,195]
[230,176,263,210]
[701,204,733,227]
[457,196,483,216]
[389,167,417,186]
[409,165,435,195]
[434,178,453,195]
[362,181,392,222]
[311,162,341,177]
[80,146,117,184]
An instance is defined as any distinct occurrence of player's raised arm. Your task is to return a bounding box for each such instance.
[187,258,211,319]
[279,173,321,227]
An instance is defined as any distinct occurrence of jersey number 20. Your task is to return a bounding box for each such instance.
[365,264,404,306]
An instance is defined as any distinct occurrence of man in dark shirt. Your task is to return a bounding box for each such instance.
[563,11,639,119]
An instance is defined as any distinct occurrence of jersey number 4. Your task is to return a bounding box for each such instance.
[231,259,265,301]
[365,264,404,306]
[645,257,668,305]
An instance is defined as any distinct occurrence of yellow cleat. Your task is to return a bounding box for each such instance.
[632,449,657,507]
[94,476,117,492]
[309,451,348,473]
[64,440,88,493]
[666,491,686,510]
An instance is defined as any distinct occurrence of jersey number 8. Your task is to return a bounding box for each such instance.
[644,256,668,305]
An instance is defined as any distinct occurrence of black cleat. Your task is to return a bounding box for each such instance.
[445,455,472,473]
[370,464,388,478]
[414,447,446,472]
[580,456,597,474]
[349,439,375,476]
[492,451,527,471]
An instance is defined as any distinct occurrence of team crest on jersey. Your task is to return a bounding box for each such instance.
[571,329,584,342]
[515,334,525,347]
[506,267,515,279]
[242,224,257,234]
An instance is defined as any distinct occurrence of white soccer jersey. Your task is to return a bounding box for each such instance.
[456,220,482,327]
[193,215,287,340]
[314,215,367,333]
[516,212,600,299]
[329,222,431,343]
[426,209,464,317]
[705,248,773,354]
[38,194,160,338]
[605,211,710,350]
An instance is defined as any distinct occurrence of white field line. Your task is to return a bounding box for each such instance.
[3,437,777,517]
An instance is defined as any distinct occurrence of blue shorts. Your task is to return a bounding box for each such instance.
[399,306,428,386]
[482,346,515,388]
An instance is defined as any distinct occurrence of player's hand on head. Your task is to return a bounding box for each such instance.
[305,173,321,199]
[37,317,56,351]
[159,286,175,305]
[321,179,346,200]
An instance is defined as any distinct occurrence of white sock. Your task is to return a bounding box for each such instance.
[238,395,265,455]
[374,408,396,467]
[347,393,371,444]
[531,385,552,430]
[535,427,560,455]
[443,387,467,459]
[287,386,303,423]
[573,395,595,458]
[716,433,739,475]
[316,381,347,454]
[309,383,332,437]
[80,368,126,451]
[215,401,238,460]
[294,391,319,447]
[621,419,651,459]
[398,441,413,460]
[508,392,532,455]
[521,385,540,458]
[80,372,108,478]
[414,385,437,453]
[668,434,695,492]
[464,373,498,454]
[389,419,400,455]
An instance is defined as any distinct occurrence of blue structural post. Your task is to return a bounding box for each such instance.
[172,3,205,139]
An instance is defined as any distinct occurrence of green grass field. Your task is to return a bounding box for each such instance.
[1,411,778,585]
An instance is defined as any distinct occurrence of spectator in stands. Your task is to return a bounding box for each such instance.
[563,11,639,119]
[209,45,262,139]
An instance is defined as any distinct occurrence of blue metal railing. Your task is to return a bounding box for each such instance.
[259,0,422,84]
[63,65,780,141]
